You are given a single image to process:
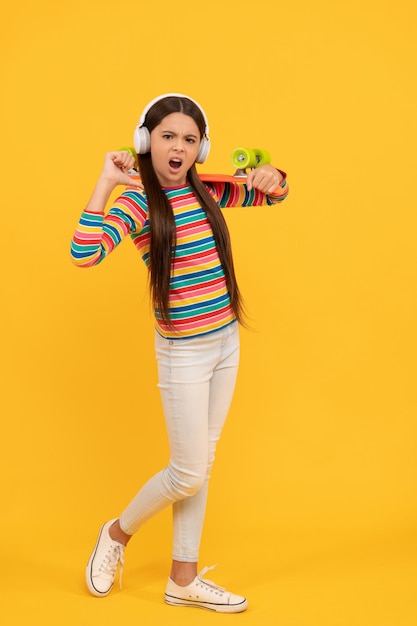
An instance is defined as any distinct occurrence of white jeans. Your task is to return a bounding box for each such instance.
[119,322,240,561]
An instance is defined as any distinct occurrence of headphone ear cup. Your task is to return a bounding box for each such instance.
[133,126,151,154]
[196,137,210,164]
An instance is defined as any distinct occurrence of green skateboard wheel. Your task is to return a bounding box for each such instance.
[232,147,257,170]
[119,146,137,158]
[253,148,271,167]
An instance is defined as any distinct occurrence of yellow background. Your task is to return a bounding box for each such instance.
[1,0,416,624]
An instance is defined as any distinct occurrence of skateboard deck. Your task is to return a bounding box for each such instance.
[125,172,249,185]
[199,173,248,184]
[121,146,272,186]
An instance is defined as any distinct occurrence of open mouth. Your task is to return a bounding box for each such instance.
[169,158,182,170]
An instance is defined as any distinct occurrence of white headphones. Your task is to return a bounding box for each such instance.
[133,93,211,164]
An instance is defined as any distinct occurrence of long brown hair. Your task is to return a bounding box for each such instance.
[138,96,246,329]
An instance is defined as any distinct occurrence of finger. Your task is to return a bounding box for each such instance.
[248,170,266,191]
[267,181,280,194]
[126,175,144,189]
[111,150,133,162]
[118,149,137,168]
[245,169,255,191]
[114,155,135,173]
[252,170,279,194]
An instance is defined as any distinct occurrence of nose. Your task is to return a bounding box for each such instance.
[173,137,185,152]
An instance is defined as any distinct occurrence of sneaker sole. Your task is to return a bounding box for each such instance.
[164,594,248,613]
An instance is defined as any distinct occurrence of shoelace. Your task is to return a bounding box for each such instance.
[99,544,125,589]
[196,565,226,595]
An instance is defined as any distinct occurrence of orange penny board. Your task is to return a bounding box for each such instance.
[199,173,247,184]
[129,173,248,185]
[127,172,284,196]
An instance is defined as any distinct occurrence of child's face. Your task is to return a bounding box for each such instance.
[150,112,201,187]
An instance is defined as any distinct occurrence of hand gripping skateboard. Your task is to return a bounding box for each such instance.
[119,146,271,185]
[200,147,271,184]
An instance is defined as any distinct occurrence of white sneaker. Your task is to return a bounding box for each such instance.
[164,565,248,613]
[86,519,125,597]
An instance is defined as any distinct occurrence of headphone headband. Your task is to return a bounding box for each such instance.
[138,93,210,136]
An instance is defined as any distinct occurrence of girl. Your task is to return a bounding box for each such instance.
[70,93,288,613]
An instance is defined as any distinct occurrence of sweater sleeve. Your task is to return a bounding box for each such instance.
[70,188,148,267]
[205,169,289,208]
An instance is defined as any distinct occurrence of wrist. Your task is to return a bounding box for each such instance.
[97,174,118,192]
[84,177,116,214]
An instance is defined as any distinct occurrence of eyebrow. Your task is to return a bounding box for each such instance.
[160,128,199,139]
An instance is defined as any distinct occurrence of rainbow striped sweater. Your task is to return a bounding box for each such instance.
[71,174,288,338]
